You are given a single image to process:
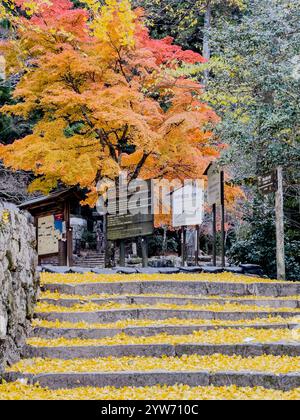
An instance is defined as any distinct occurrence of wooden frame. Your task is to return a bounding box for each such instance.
[19,188,81,267]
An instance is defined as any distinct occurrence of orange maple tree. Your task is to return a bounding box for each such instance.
[0,0,220,206]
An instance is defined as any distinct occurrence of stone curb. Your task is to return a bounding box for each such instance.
[42,281,300,297]
[32,323,299,339]
[35,308,300,323]
[4,371,300,391]
[41,265,267,276]
[23,342,300,359]
[39,296,300,309]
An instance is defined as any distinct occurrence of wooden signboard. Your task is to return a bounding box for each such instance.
[207,163,221,206]
[107,213,154,241]
[258,170,278,195]
[107,180,154,241]
[204,162,225,267]
[38,215,62,256]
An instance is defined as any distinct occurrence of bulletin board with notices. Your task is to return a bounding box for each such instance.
[37,214,64,256]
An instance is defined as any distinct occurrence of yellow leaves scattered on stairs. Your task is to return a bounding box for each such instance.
[39,290,300,302]
[35,301,300,313]
[31,316,300,330]
[40,272,286,285]
[7,354,300,375]
[0,383,299,400]
[27,327,300,347]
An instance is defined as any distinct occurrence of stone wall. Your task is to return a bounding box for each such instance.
[0,202,39,372]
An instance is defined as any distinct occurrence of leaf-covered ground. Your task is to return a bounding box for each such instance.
[40,273,286,284]
[1,273,299,400]
[0,383,299,401]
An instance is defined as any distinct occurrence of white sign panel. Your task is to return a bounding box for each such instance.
[172,181,204,227]
[38,215,61,256]
[207,164,221,206]
[0,55,6,81]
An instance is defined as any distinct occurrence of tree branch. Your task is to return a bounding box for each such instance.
[129,152,150,181]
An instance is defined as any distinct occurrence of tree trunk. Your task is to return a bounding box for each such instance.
[203,2,212,84]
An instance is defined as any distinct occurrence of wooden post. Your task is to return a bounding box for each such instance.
[140,237,148,268]
[64,200,72,267]
[103,214,109,268]
[220,170,225,267]
[275,166,286,280]
[181,226,187,266]
[119,240,126,267]
[67,227,73,267]
[58,241,67,266]
[195,225,200,266]
[212,204,217,266]
[162,226,167,257]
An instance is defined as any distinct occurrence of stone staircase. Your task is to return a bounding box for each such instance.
[72,252,105,268]
[2,273,300,399]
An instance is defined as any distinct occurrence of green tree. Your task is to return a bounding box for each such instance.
[228,197,300,280]
[206,0,300,279]
[207,0,300,176]
[133,0,245,59]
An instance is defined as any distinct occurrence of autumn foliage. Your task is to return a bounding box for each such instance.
[0,0,220,206]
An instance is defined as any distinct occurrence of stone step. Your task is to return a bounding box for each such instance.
[71,267,104,270]
[73,260,104,268]
[73,261,104,265]
[5,371,300,391]
[42,281,300,297]
[23,342,300,359]
[73,261,105,265]
[39,296,300,309]
[40,298,129,307]
[74,257,105,260]
[73,254,105,259]
[73,261,105,263]
[35,308,300,323]
[72,264,104,268]
[77,257,105,260]
[32,323,300,339]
